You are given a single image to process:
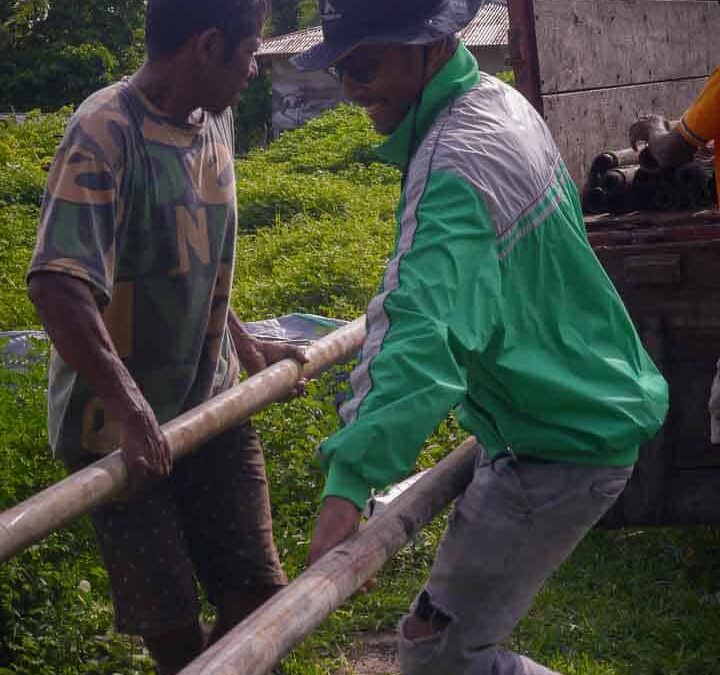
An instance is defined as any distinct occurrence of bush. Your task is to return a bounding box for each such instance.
[257,105,390,175]
[0,356,155,674]
[0,110,70,330]
[0,1,146,111]
[235,105,399,230]
[0,110,69,161]
[236,171,396,232]
[233,212,392,320]
[0,103,400,332]
[0,205,42,329]
[234,70,272,154]
[0,110,69,208]
[2,43,118,112]
[54,43,118,102]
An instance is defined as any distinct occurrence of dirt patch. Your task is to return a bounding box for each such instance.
[338,633,400,675]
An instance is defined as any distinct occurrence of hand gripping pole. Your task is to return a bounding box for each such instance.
[179,438,478,675]
[0,318,366,563]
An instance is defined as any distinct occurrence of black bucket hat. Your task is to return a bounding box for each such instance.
[291,0,489,72]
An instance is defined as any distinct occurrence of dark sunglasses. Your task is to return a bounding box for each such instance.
[327,49,386,84]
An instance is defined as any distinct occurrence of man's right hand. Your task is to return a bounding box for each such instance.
[307,496,362,566]
[29,273,172,491]
[121,402,172,490]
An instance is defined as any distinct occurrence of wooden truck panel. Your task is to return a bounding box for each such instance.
[589,216,720,525]
[508,0,720,525]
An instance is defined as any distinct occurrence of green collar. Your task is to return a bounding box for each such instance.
[376,43,482,168]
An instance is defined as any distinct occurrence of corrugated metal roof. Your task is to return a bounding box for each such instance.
[461,2,509,48]
[258,2,508,56]
[258,26,323,56]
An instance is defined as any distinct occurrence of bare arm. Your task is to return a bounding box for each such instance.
[28,272,170,483]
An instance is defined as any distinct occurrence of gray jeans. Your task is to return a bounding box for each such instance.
[398,447,633,675]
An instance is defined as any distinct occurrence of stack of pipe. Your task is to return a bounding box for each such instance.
[583,147,716,214]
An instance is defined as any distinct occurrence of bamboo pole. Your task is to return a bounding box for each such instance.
[0,317,367,563]
[179,437,478,675]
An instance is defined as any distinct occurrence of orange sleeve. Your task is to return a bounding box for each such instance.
[680,68,720,146]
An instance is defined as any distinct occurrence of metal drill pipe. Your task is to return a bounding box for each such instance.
[178,437,479,675]
[590,148,640,178]
[0,317,367,563]
[601,165,640,190]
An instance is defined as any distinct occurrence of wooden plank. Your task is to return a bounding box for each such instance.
[664,319,720,363]
[586,209,720,229]
[667,362,720,466]
[534,0,719,94]
[602,316,671,527]
[543,77,707,185]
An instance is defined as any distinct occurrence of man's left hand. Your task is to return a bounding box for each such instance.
[245,339,308,374]
[307,496,362,566]
[233,334,308,395]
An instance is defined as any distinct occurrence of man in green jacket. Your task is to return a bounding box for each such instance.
[295,1,668,673]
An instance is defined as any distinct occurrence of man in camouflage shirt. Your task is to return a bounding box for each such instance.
[27,1,304,673]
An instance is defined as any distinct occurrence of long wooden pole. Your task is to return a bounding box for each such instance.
[0,318,366,563]
[179,437,478,675]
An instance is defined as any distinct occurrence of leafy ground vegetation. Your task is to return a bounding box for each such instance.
[1,106,720,675]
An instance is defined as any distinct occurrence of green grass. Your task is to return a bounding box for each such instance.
[0,205,41,329]
[0,104,719,675]
[515,527,720,675]
[0,359,156,674]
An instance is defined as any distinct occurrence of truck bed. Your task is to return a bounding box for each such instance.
[586,209,720,526]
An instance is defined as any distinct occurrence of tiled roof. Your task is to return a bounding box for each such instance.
[258,2,508,56]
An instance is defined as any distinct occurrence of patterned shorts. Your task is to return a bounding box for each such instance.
[79,422,287,636]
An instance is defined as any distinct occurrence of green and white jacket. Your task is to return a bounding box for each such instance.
[321,44,669,509]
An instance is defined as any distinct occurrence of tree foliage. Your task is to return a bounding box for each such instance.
[235,69,273,154]
[269,0,319,34]
[297,0,320,29]
[270,0,300,35]
[0,0,272,149]
[0,0,146,110]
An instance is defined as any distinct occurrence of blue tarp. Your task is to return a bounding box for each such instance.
[0,314,348,372]
[0,331,47,371]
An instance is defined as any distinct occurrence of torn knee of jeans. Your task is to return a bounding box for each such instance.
[414,590,455,631]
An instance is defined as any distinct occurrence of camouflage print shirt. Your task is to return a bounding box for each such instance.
[28,81,240,465]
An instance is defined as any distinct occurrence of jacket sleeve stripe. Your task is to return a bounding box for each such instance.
[339,137,438,426]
